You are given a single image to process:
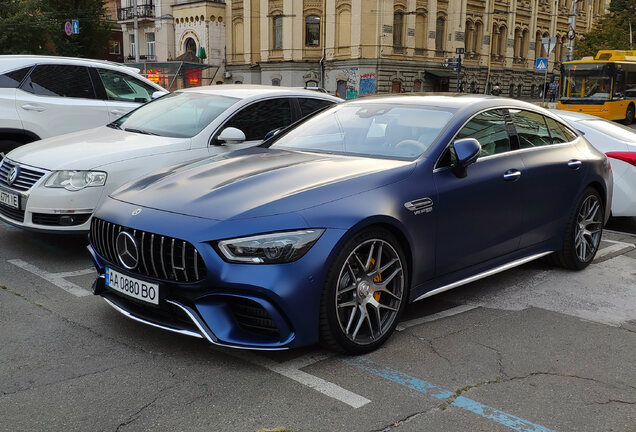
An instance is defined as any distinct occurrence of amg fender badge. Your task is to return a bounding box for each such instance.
[404,197,433,215]
[132,208,142,216]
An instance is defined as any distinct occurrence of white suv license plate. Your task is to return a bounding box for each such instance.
[105,267,159,305]
[0,188,19,209]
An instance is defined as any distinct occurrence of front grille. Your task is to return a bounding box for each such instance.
[0,204,24,222]
[91,217,206,282]
[229,297,279,338]
[32,213,91,226]
[0,159,47,192]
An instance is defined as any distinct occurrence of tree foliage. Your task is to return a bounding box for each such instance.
[575,0,636,58]
[0,0,112,58]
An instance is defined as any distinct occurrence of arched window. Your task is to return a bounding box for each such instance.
[233,21,244,58]
[393,11,404,47]
[498,25,507,57]
[413,79,422,92]
[509,83,514,97]
[336,7,351,52]
[185,37,197,54]
[435,17,445,54]
[473,22,482,53]
[273,16,283,50]
[491,24,499,57]
[272,78,281,86]
[517,84,522,97]
[391,80,402,93]
[514,28,522,57]
[305,15,320,47]
[465,20,474,52]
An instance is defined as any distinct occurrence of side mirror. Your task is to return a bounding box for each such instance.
[216,127,246,145]
[452,138,481,178]
[152,91,168,100]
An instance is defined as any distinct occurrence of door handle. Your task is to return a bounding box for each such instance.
[503,169,521,181]
[567,159,582,169]
[110,109,128,115]
[21,104,46,112]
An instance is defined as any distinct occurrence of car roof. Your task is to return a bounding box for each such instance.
[341,93,551,114]
[548,109,602,122]
[0,54,142,75]
[178,84,343,102]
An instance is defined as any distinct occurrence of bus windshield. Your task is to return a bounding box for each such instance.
[560,62,612,102]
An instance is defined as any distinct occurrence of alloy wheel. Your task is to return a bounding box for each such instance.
[574,194,602,262]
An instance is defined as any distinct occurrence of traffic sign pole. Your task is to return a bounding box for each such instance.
[542,40,551,105]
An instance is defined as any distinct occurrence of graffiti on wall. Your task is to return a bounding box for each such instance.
[360,73,376,96]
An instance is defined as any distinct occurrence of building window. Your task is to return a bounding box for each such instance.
[435,17,445,54]
[272,78,281,86]
[413,79,422,92]
[129,34,136,58]
[415,13,426,51]
[305,15,320,47]
[393,11,403,47]
[146,33,155,60]
[109,40,121,55]
[185,37,196,54]
[273,16,283,50]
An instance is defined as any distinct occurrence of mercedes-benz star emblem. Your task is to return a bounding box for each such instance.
[132,208,142,216]
[7,166,19,185]
[116,231,139,270]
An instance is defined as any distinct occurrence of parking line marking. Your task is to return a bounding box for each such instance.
[595,242,635,260]
[8,259,91,297]
[233,352,371,408]
[345,357,557,432]
[56,268,97,278]
[396,305,477,331]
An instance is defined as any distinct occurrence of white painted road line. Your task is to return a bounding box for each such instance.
[595,241,635,260]
[8,259,91,297]
[234,351,371,408]
[396,304,477,331]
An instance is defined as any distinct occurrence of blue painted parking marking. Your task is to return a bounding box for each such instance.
[344,357,557,432]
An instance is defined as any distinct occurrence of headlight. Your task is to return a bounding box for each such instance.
[45,170,107,191]
[216,229,325,264]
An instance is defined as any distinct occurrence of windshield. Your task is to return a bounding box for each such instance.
[270,103,455,159]
[113,92,239,138]
[560,62,612,101]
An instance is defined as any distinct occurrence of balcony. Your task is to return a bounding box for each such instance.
[118,3,155,21]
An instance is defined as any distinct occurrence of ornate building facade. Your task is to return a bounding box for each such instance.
[226,0,608,97]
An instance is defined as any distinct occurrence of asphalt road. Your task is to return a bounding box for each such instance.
[1,221,635,432]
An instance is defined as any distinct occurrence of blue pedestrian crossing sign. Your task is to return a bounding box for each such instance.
[535,57,547,71]
[72,20,79,34]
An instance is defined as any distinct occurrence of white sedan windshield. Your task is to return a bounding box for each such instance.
[113,92,239,138]
[271,103,455,159]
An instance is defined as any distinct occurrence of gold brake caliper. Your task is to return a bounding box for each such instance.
[370,258,382,301]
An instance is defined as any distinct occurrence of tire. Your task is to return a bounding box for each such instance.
[550,187,604,270]
[319,228,409,354]
[623,104,634,126]
[0,140,22,161]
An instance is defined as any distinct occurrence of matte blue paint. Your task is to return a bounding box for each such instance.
[344,357,557,432]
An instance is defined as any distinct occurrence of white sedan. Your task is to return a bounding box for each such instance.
[553,109,636,217]
[0,85,340,233]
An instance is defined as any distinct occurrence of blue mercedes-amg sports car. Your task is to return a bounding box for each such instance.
[88,95,612,353]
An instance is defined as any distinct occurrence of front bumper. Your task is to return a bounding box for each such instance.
[87,202,347,350]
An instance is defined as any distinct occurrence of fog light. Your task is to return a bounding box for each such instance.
[59,215,74,226]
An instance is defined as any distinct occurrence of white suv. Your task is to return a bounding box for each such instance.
[0,55,167,159]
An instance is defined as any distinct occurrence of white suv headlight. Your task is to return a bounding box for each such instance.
[216,229,325,264]
[45,170,107,191]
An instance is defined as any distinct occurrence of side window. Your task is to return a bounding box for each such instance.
[97,69,156,103]
[509,109,552,148]
[23,65,96,99]
[224,98,292,141]
[0,67,31,89]
[545,117,577,144]
[297,98,333,118]
[455,109,510,156]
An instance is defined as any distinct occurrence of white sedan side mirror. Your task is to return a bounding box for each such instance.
[217,127,246,145]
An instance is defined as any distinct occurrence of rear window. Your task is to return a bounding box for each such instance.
[0,67,31,89]
[22,65,96,99]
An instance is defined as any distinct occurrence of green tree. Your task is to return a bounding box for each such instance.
[44,0,112,59]
[575,0,636,58]
[0,0,51,54]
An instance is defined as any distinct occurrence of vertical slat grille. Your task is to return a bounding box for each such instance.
[90,217,206,282]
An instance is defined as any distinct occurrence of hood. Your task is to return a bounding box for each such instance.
[112,147,414,220]
[7,126,191,170]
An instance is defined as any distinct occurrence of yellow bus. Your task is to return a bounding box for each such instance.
[558,50,636,124]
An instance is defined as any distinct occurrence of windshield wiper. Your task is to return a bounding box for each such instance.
[107,122,121,130]
[124,127,158,136]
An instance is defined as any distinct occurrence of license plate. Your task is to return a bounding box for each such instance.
[105,267,159,305]
[0,187,19,209]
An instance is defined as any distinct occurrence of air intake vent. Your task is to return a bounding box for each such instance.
[90,217,206,282]
[228,297,280,338]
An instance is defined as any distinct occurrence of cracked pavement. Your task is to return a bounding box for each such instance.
[1,226,635,431]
